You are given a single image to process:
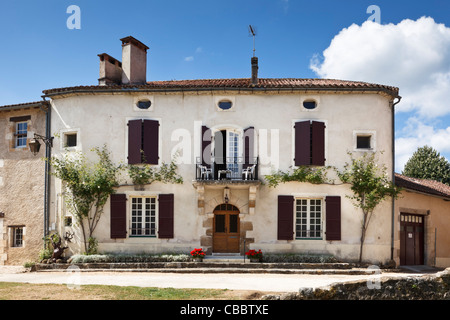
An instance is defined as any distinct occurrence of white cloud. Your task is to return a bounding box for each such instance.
[395,118,450,172]
[184,56,194,62]
[310,17,450,172]
[310,17,450,118]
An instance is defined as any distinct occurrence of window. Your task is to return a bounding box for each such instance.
[128,119,159,164]
[137,100,151,110]
[130,197,156,236]
[15,122,28,148]
[218,100,233,110]
[227,131,239,175]
[303,100,317,110]
[354,131,376,151]
[11,227,23,247]
[64,216,73,227]
[357,135,371,149]
[64,133,77,148]
[295,199,322,239]
[294,120,325,166]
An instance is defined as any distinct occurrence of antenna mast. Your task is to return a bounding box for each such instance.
[249,25,256,57]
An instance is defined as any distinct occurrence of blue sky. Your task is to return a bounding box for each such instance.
[1,0,449,172]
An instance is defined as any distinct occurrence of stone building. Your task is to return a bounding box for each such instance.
[42,36,402,264]
[0,101,49,265]
[395,173,450,268]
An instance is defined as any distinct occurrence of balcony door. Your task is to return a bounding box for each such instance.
[213,130,241,179]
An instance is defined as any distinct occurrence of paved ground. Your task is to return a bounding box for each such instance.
[0,266,432,293]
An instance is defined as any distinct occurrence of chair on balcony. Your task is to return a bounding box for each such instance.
[199,165,212,180]
[242,164,256,180]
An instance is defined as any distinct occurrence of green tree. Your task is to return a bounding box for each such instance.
[337,152,401,263]
[402,146,450,185]
[49,145,122,254]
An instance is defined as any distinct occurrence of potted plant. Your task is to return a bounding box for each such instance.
[190,248,206,262]
[245,249,263,262]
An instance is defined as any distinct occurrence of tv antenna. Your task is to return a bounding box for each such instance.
[248,25,257,57]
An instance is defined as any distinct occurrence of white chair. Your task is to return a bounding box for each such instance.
[242,164,256,180]
[199,165,212,180]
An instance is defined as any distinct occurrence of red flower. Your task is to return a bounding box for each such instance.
[190,248,205,257]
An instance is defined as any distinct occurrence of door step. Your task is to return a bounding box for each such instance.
[206,253,245,262]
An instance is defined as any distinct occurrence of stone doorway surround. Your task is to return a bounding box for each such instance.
[193,181,260,255]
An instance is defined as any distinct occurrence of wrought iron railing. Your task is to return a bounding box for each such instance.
[196,157,258,181]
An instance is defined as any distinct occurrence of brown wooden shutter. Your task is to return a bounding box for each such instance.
[110,194,127,239]
[143,119,159,165]
[158,194,174,239]
[243,126,255,168]
[325,196,341,241]
[311,121,325,166]
[128,119,142,164]
[277,195,294,240]
[201,126,211,167]
[294,121,311,166]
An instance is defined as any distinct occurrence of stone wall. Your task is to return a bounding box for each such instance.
[263,268,450,300]
[0,106,46,265]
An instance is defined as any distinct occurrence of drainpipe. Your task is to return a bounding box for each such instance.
[40,97,52,243]
[390,96,401,262]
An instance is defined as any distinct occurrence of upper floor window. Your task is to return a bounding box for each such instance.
[303,100,317,110]
[127,119,160,165]
[15,122,28,148]
[357,136,371,149]
[137,100,151,110]
[218,100,233,111]
[294,120,326,166]
[64,133,77,148]
[353,131,376,151]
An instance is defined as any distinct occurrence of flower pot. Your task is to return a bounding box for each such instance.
[250,258,261,263]
[193,257,204,262]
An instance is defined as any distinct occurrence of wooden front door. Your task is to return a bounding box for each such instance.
[400,213,424,265]
[213,205,240,253]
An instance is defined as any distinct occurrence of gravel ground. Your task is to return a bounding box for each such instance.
[0,266,429,293]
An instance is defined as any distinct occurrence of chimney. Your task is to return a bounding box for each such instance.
[251,57,258,85]
[120,36,149,85]
[98,53,123,85]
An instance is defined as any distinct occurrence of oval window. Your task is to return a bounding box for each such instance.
[137,100,151,110]
[303,100,317,110]
[218,101,233,110]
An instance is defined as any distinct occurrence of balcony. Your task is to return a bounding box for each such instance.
[196,157,259,182]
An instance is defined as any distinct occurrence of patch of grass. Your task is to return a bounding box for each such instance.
[0,282,235,300]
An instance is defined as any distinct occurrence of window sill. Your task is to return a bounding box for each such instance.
[295,238,323,241]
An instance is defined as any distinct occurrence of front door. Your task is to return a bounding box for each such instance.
[400,213,424,265]
[213,205,240,253]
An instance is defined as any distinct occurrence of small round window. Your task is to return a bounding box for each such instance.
[218,100,233,110]
[137,100,151,110]
[303,100,317,110]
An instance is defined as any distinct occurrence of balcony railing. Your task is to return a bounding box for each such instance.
[196,157,258,181]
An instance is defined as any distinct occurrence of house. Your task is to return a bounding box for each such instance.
[394,173,450,268]
[42,36,401,264]
[0,101,50,265]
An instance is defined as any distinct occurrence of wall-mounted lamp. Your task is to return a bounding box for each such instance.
[29,133,54,156]
[224,186,230,204]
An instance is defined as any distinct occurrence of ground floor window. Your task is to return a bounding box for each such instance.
[131,197,156,236]
[11,227,23,247]
[295,198,322,239]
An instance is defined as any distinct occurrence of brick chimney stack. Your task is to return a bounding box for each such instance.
[120,36,149,85]
[251,57,258,85]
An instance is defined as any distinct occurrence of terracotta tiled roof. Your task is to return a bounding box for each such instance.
[395,173,450,199]
[0,101,47,110]
[42,78,399,97]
